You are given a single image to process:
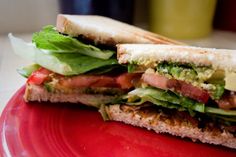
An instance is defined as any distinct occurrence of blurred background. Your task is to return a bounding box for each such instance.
[0,0,235,39]
[0,0,59,34]
[0,0,236,48]
[0,0,236,113]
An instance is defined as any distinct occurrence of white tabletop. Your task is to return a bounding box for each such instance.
[1,31,236,115]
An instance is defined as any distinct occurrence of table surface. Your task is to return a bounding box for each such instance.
[1,31,236,115]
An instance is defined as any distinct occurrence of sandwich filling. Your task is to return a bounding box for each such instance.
[10,26,140,107]
[112,62,236,134]
[128,62,236,109]
[11,25,236,139]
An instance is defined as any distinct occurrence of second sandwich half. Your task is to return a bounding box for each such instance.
[9,14,179,108]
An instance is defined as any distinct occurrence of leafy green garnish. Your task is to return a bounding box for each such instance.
[9,33,120,76]
[49,53,118,75]
[32,25,114,60]
[128,64,136,73]
[87,65,126,75]
[205,107,236,116]
[126,87,236,120]
[128,87,205,113]
[210,84,225,100]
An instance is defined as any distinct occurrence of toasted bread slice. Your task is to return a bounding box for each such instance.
[117,44,236,72]
[56,14,182,46]
[106,104,236,149]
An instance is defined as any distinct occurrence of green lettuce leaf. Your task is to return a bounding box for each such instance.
[126,87,236,117]
[205,107,236,116]
[32,25,114,60]
[128,64,137,73]
[128,87,205,113]
[9,34,119,76]
[50,53,118,75]
[17,64,40,78]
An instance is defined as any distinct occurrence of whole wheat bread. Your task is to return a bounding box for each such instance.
[106,104,236,149]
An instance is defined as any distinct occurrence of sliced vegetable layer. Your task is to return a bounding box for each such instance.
[125,87,236,124]
[156,62,225,100]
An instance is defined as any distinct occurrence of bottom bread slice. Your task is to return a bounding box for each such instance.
[106,104,236,149]
[24,84,118,108]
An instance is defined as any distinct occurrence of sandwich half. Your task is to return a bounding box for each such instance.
[102,44,236,149]
[9,14,180,108]
[10,14,236,149]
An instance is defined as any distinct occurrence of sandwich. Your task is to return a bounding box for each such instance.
[102,44,236,149]
[10,14,236,149]
[9,14,180,108]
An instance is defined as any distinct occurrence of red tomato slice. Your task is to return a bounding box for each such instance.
[142,73,210,103]
[59,75,118,88]
[177,80,210,103]
[142,73,169,90]
[27,68,140,90]
[60,73,141,89]
[116,73,141,89]
[27,68,52,85]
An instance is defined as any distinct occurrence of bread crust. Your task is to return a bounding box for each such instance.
[56,14,182,46]
[117,44,236,72]
[106,104,236,149]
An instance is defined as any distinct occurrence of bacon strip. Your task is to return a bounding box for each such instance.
[27,68,52,85]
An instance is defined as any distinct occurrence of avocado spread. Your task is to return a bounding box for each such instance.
[156,62,225,100]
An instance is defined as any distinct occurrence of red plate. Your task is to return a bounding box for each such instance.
[0,86,236,157]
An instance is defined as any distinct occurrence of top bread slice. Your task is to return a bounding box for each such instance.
[56,14,182,46]
[117,44,236,72]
